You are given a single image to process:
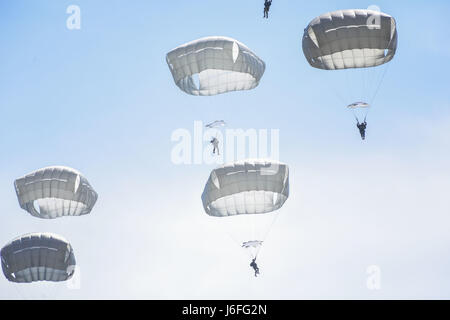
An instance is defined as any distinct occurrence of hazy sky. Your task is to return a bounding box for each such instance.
[1,0,450,299]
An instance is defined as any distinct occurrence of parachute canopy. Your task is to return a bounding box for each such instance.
[1,233,76,283]
[166,36,266,96]
[302,9,397,70]
[202,159,289,217]
[347,101,370,109]
[14,166,98,219]
[205,120,226,128]
[242,240,263,249]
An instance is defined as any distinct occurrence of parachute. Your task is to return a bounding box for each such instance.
[202,159,289,258]
[202,159,289,216]
[302,9,397,71]
[166,36,266,96]
[1,233,76,283]
[14,166,98,219]
[205,120,226,129]
[242,240,263,250]
[347,101,370,122]
[348,102,370,109]
[302,9,397,127]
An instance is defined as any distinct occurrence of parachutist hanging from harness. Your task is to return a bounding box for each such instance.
[347,103,369,141]
[356,119,367,140]
[263,0,272,19]
[302,10,398,142]
[250,258,260,277]
[210,137,220,155]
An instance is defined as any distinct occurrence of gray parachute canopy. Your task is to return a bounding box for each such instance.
[1,233,76,283]
[205,120,226,128]
[201,159,289,217]
[347,101,370,109]
[166,36,266,96]
[242,240,263,249]
[302,9,398,70]
[14,166,98,219]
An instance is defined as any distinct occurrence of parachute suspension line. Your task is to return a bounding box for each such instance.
[255,176,290,259]
[345,69,352,103]
[252,211,283,260]
[360,67,373,104]
[221,219,259,260]
[262,211,280,244]
[254,194,286,259]
[370,63,390,106]
[360,107,370,120]
[251,214,256,248]
[236,212,282,261]
[328,69,349,107]
[362,68,368,102]
[223,229,255,260]
[364,107,371,122]
[228,212,282,260]
[249,213,262,259]
[333,91,349,107]
[369,65,381,97]
[344,70,349,102]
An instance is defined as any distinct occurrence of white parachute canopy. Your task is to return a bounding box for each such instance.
[302,9,398,109]
[166,36,266,96]
[202,159,289,216]
[1,233,76,283]
[202,159,289,258]
[348,101,370,122]
[302,9,397,70]
[242,240,263,250]
[347,102,370,109]
[205,120,226,128]
[14,166,98,219]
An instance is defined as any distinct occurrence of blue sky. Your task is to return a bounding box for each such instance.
[1,0,450,299]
